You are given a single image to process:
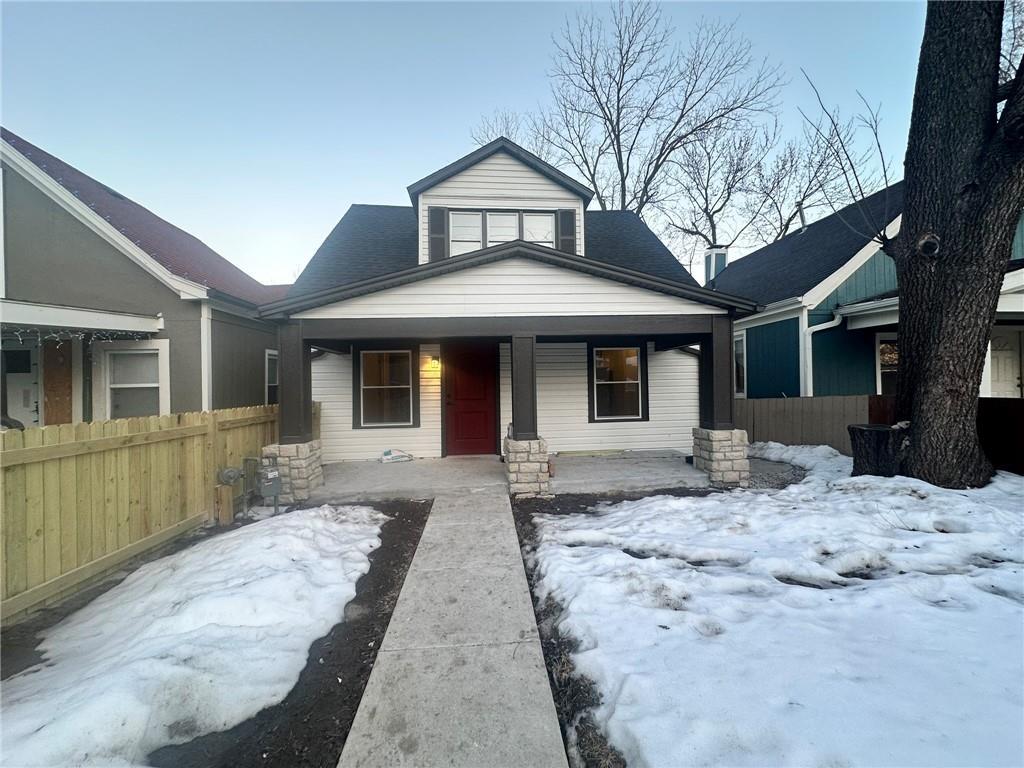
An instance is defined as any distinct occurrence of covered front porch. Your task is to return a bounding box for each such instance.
[259,242,758,499]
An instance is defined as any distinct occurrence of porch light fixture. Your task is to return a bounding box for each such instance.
[430,355,440,370]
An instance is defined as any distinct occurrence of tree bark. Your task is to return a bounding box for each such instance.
[889,1,1024,487]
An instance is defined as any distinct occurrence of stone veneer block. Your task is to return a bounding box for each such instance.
[503,437,552,499]
[692,428,750,489]
[262,439,323,503]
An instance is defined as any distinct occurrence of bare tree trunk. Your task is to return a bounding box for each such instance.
[890,1,1024,487]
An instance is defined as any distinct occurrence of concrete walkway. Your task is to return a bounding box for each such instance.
[338,488,568,768]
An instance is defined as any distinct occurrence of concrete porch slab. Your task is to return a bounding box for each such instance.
[306,455,507,503]
[550,449,709,494]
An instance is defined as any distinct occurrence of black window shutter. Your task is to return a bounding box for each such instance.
[557,209,576,254]
[428,207,448,262]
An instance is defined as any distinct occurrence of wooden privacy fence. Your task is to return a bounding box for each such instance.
[1,405,277,620]
[734,395,890,455]
[735,395,1023,474]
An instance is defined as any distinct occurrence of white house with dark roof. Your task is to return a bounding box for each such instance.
[260,138,758,498]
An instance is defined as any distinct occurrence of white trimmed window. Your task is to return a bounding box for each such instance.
[486,212,519,247]
[523,212,555,248]
[876,333,899,396]
[265,350,279,405]
[450,211,483,256]
[96,339,170,419]
[360,350,414,426]
[593,346,643,420]
[734,331,747,398]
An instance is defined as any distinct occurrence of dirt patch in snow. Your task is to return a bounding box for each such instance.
[147,498,430,768]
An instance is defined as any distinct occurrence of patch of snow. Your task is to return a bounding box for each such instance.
[239,504,281,521]
[533,443,1024,767]
[2,504,387,767]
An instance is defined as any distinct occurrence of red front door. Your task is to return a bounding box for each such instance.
[444,342,498,455]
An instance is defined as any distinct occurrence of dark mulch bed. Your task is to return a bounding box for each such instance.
[510,491,718,768]
[148,498,430,768]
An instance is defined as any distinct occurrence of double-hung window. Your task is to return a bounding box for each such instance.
[877,335,899,396]
[486,212,519,247]
[359,350,415,427]
[591,345,646,421]
[108,351,161,417]
[450,212,483,256]
[448,210,561,255]
[523,212,555,248]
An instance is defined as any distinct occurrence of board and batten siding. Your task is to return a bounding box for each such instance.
[311,345,442,462]
[500,342,700,455]
[416,151,585,263]
[295,258,724,319]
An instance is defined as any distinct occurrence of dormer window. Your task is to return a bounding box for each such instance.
[487,212,519,247]
[450,211,483,256]
[523,213,555,249]
[446,209,560,257]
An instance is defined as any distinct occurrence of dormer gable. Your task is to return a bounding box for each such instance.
[408,137,593,265]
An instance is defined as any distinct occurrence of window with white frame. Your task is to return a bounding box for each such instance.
[592,346,643,420]
[265,350,279,405]
[108,351,160,417]
[359,350,414,426]
[877,334,899,396]
[523,212,555,248]
[486,211,519,247]
[734,332,747,398]
[449,209,561,255]
[450,211,483,256]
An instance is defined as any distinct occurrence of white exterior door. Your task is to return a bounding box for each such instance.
[990,330,1023,398]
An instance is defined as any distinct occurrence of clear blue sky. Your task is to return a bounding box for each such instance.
[2,2,926,285]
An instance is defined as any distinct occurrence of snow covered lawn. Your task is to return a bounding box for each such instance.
[532,444,1024,767]
[2,505,387,767]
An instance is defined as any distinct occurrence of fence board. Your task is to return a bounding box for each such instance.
[1,405,278,620]
[58,423,78,574]
[23,428,45,591]
[74,422,93,569]
[4,430,27,599]
[734,395,870,454]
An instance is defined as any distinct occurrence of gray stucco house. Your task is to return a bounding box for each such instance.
[1,128,287,427]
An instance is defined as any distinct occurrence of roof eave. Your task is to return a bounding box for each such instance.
[259,241,757,319]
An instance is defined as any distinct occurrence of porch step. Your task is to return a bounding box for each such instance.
[338,488,567,768]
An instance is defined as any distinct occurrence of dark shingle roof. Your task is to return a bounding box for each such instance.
[711,182,905,305]
[289,207,696,298]
[2,128,285,305]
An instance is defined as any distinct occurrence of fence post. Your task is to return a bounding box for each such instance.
[215,484,234,527]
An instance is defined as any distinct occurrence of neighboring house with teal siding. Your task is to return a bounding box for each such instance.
[710,183,1024,401]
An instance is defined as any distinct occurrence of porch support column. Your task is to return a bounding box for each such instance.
[278,321,313,444]
[699,315,735,430]
[695,314,749,489]
[510,335,538,441]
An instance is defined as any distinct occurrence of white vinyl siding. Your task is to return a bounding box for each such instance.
[499,342,699,455]
[312,344,441,462]
[418,151,585,263]
[295,258,725,319]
